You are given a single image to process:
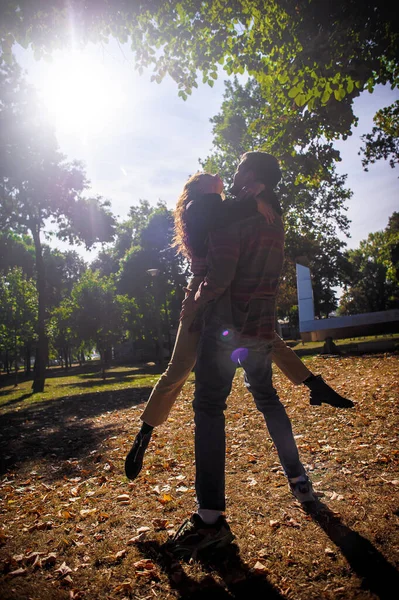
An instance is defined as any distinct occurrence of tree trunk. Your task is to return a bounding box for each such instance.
[25,343,31,375]
[14,328,18,387]
[64,347,69,371]
[31,226,47,393]
[100,349,106,381]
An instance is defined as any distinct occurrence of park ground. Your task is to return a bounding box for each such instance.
[0,352,398,600]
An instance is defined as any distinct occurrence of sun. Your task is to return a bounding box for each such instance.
[40,51,126,140]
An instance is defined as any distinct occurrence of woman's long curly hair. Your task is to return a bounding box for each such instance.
[172,172,220,259]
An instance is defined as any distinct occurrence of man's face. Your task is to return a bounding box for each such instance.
[231,161,253,194]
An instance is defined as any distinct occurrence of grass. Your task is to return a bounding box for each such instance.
[286,333,399,354]
[0,354,398,599]
[0,362,195,409]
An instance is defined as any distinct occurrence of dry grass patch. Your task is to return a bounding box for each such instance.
[0,354,398,599]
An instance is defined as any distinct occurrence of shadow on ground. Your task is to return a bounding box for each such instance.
[136,539,285,599]
[0,385,152,480]
[305,500,399,600]
[0,361,163,390]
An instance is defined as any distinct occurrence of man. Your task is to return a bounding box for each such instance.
[169,152,316,559]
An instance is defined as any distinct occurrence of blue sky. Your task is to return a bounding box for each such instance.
[14,39,398,261]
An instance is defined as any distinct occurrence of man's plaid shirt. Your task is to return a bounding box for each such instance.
[194,211,285,340]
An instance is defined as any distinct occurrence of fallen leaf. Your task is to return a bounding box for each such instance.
[159,493,173,504]
[115,549,127,560]
[42,553,58,567]
[114,581,133,593]
[8,567,27,577]
[11,554,24,563]
[98,512,110,522]
[69,590,84,599]
[62,510,75,520]
[79,508,97,517]
[330,491,344,501]
[127,532,147,544]
[152,518,169,530]
[137,526,151,534]
[55,561,73,577]
[284,517,301,528]
[116,494,130,502]
[253,561,268,572]
[133,559,156,570]
[269,519,280,529]
[25,551,45,566]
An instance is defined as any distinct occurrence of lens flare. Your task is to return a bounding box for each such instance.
[220,329,233,341]
[230,347,249,364]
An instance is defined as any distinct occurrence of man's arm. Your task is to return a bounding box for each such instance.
[181,223,240,318]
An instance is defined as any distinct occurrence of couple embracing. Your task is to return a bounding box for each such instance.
[125,152,354,559]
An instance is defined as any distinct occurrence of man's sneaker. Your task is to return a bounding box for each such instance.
[166,514,235,560]
[289,476,316,503]
[124,429,152,480]
[306,375,354,408]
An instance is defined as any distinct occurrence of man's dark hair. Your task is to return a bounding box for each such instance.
[240,151,282,189]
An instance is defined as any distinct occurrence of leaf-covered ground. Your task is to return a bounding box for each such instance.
[1,354,398,600]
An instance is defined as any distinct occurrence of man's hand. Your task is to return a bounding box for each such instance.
[180,288,199,320]
[256,198,275,225]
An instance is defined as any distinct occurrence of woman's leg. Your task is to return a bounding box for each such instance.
[271,333,354,408]
[271,332,311,385]
[125,278,202,480]
[140,315,200,426]
[140,275,202,427]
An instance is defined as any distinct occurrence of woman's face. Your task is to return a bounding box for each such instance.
[200,174,224,195]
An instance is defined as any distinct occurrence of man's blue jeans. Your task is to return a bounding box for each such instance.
[193,319,306,511]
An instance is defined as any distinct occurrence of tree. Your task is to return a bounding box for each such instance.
[1,1,398,142]
[48,299,76,371]
[116,203,187,354]
[71,271,126,379]
[338,213,399,315]
[0,231,36,278]
[43,247,87,311]
[360,100,399,171]
[0,267,38,382]
[0,59,116,392]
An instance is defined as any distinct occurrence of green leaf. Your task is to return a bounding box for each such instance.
[321,89,331,104]
[288,86,299,98]
[278,72,289,84]
[295,93,307,107]
[334,87,346,101]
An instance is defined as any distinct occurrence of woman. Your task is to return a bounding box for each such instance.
[125,172,353,481]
